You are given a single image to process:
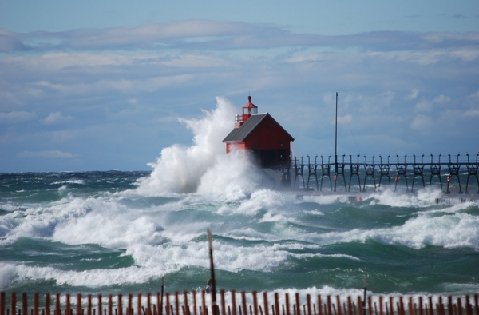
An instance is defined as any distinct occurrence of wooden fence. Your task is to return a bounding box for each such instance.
[1,291,478,315]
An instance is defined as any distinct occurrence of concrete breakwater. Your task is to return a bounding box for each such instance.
[1,291,478,315]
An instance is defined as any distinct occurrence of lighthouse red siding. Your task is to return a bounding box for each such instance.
[223,112,294,168]
[243,116,292,150]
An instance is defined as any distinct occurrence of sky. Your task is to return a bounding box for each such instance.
[1,0,479,172]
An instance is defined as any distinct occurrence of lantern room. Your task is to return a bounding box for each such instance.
[223,96,295,168]
[236,96,258,128]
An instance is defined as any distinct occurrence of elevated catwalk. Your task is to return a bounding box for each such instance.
[286,153,479,196]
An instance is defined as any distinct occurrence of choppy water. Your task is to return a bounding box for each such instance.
[1,171,478,296]
[1,98,478,297]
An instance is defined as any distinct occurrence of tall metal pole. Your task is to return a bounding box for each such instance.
[335,92,339,175]
[208,229,218,315]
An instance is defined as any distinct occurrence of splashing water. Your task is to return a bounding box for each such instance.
[137,97,260,198]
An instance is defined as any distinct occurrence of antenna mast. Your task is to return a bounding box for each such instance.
[335,92,339,175]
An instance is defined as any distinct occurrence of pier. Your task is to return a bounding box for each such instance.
[291,153,479,194]
[1,291,478,315]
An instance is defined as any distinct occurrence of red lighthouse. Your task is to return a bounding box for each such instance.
[223,96,295,168]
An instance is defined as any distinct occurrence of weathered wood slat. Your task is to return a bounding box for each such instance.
[0,292,477,315]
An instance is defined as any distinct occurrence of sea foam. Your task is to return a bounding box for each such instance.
[137,97,260,197]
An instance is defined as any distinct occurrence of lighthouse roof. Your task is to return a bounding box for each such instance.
[223,113,294,142]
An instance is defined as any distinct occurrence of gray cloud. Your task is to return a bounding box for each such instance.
[17,150,77,159]
[2,20,478,53]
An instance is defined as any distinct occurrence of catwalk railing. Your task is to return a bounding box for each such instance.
[290,153,479,193]
[1,292,478,315]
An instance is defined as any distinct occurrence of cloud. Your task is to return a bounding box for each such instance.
[415,94,451,112]
[415,100,433,112]
[17,150,77,159]
[42,112,72,125]
[0,30,28,52]
[367,49,475,65]
[1,21,478,171]
[337,114,353,125]
[406,88,419,100]
[452,14,467,19]
[464,109,479,118]
[33,74,195,95]
[2,22,479,53]
[433,94,450,104]
[410,114,433,130]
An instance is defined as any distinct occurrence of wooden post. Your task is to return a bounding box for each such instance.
[45,293,51,315]
[88,295,93,315]
[166,293,171,315]
[262,293,269,315]
[252,292,258,315]
[127,295,132,315]
[295,293,300,315]
[76,294,82,315]
[326,296,331,315]
[465,296,471,315]
[457,297,462,315]
[201,290,206,315]
[192,291,197,315]
[118,294,123,315]
[220,290,225,315]
[231,291,236,315]
[285,294,290,315]
[447,296,452,315]
[21,293,27,315]
[159,279,165,315]
[109,295,113,315]
[174,292,179,315]
[11,293,16,315]
[367,297,372,315]
[137,294,142,315]
[185,291,191,315]
[65,294,70,315]
[388,298,393,315]
[407,297,413,315]
[347,297,352,315]
[55,293,61,315]
[33,293,39,315]
[317,294,323,315]
[147,294,151,315]
[241,292,247,315]
[98,294,102,315]
[1,292,6,315]
[357,296,362,315]
[473,294,478,315]
[378,297,382,315]
[275,293,280,315]
[335,296,340,315]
